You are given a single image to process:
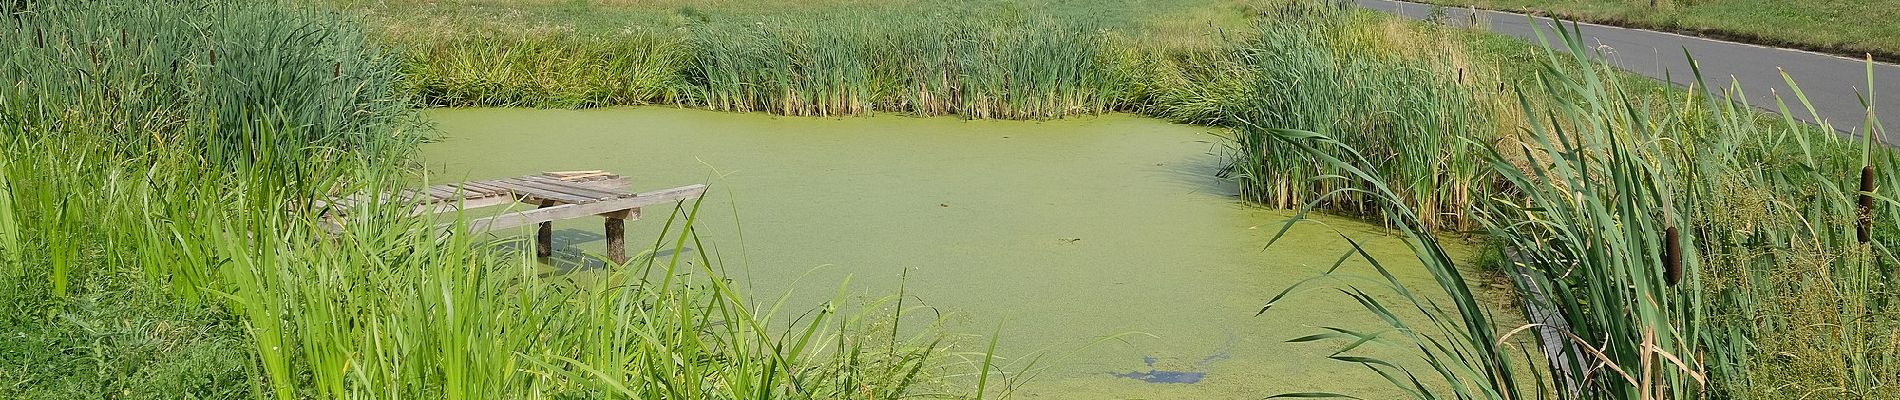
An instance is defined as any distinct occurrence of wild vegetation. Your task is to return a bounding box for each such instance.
[0,1,973,398]
[1413,0,1900,61]
[5,0,1895,398]
[1193,6,1500,231]
[1255,9,1897,399]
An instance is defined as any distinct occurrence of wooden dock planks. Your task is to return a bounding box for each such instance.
[319,171,702,264]
[460,184,707,234]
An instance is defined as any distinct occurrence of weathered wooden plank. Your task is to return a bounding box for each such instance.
[323,188,431,216]
[546,170,608,178]
[520,175,630,199]
[461,184,706,234]
[465,180,520,196]
[443,185,487,199]
[507,177,612,200]
[465,181,508,194]
[388,189,431,204]
[506,177,622,202]
[524,175,626,196]
[423,184,459,200]
[501,179,604,203]
[574,176,632,191]
[414,193,516,216]
[485,179,594,204]
[457,183,505,198]
[546,171,630,189]
[598,207,640,220]
[460,181,509,197]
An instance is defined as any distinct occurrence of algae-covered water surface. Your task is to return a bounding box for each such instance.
[420,107,1469,398]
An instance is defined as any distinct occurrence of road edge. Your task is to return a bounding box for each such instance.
[1386,0,1900,64]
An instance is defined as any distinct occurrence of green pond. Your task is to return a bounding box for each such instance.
[420,107,1471,398]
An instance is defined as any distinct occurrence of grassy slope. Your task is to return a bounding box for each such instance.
[1,2,965,399]
[1417,0,1900,61]
[338,0,1260,43]
[329,1,1891,397]
[1386,11,1897,398]
[339,0,1277,114]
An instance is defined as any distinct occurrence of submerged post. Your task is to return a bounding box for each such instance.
[536,200,555,257]
[605,217,626,264]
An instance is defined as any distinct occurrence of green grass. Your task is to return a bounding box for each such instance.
[336,0,1263,42]
[1257,11,1899,398]
[1416,0,1900,61]
[1210,4,1499,231]
[340,0,1269,116]
[9,0,1898,398]
[0,277,252,399]
[684,14,1120,118]
[0,1,981,398]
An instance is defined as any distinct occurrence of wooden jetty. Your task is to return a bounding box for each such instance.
[318,171,706,263]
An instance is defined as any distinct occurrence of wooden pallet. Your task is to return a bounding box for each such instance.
[319,171,705,263]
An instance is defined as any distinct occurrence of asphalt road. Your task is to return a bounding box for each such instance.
[1354,0,1899,141]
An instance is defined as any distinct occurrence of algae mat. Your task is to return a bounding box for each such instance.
[421,107,1470,398]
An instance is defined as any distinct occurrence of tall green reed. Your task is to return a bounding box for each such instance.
[393,10,1124,119]
[0,158,16,278]
[1216,2,1495,230]
[4,123,967,398]
[0,0,417,167]
[1259,16,1898,399]
[687,14,1120,119]
[1,1,974,398]
[400,32,691,108]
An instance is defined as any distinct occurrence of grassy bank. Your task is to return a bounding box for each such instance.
[0,1,975,398]
[349,0,1266,116]
[341,1,1900,396]
[1257,12,1897,399]
[349,0,1507,229]
[9,0,1896,398]
[1414,0,1900,61]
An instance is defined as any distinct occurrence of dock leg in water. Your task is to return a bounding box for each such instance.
[605,217,626,264]
[536,200,555,257]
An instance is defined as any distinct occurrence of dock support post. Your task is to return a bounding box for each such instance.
[605,217,626,264]
[536,200,555,257]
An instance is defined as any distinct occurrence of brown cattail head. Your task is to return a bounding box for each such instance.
[35,27,42,48]
[1859,165,1875,244]
[334,62,341,78]
[209,49,217,65]
[1664,226,1682,286]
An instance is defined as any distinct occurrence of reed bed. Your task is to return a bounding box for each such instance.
[0,0,417,167]
[12,0,1896,398]
[1258,15,1899,399]
[689,15,1120,119]
[0,1,973,398]
[1200,3,1499,231]
[400,32,691,108]
[387,2,1503,228]
[396,12,1124,119]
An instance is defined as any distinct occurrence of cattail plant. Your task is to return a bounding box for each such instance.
[1860,165,1875,244]
[1262,11,1898,400]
